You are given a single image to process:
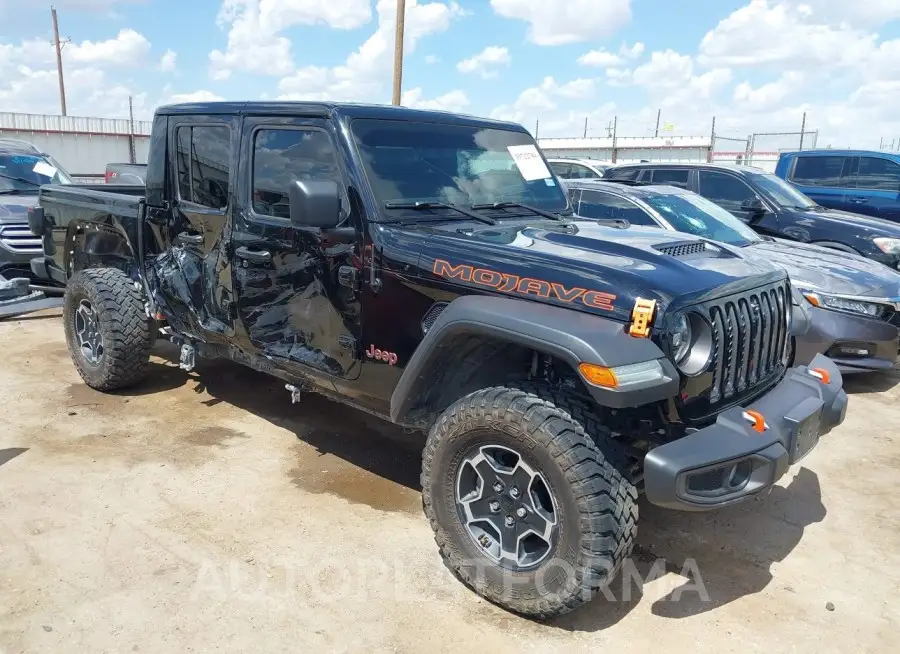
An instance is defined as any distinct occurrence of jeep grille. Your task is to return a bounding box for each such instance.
[708,281,789,404]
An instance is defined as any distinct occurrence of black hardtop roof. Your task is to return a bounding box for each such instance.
[154,101,527,132]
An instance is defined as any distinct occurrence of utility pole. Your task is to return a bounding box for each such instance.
[654,108,661,137]
[708,116,716,163]
[391,0,406,106]
[51,5,67,116]
[799,111,807,150]
[611,115,618,163]
[128,96,136,164]
[583,116,588,138]
[534,119,539,139]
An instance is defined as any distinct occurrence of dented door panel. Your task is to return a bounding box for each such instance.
[231,116,363,380]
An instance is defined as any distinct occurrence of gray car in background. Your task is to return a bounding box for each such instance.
[564,179,900,374]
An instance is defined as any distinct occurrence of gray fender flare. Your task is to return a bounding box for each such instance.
[389,295,679,423]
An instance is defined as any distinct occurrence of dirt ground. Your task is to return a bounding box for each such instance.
[1,310,899,653]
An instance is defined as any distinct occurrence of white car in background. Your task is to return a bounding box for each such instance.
[546,157,611,180]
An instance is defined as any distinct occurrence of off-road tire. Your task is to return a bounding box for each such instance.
[64,268,153,391]
[421,384,638,619]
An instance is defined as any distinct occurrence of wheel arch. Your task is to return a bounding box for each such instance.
[390,295,679,426]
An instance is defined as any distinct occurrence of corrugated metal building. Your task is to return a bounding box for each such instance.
[0,112,152,180]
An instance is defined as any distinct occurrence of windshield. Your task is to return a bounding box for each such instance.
[643,192,761,246]
[751,172,815,209]
[351,119,569,215]
[0,152,74,191]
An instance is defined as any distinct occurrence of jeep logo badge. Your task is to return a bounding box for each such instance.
[366,344,398,366]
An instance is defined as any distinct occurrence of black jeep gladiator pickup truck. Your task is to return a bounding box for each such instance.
[29,101,847,618]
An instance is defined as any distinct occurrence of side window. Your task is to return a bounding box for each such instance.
[578,190,658,226]
[856,157,900,191]
[790,155,848,187]
[252,128,340,219]
[649,169,689,188]
[604,167,640,181]
[570,164,601,179]
[698,171,756,209]
[175,124,231,210]
[549,162,571,178]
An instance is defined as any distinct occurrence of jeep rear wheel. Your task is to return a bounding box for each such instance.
[64,268,153,391]
[421,385,638,619]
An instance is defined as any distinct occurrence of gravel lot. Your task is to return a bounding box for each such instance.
[1,310,899,653]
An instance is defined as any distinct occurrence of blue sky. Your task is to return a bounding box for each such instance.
[1,0,899,147]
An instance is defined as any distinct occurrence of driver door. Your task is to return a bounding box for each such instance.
[230,116,363,380]
[697,170,779,235]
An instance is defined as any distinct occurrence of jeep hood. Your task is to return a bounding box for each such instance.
[407,220,786,323]
[744,238,900,298]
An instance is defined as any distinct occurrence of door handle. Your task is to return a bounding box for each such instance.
[235,246,272,264]
[848,196,869,204]
[177,231,204,245]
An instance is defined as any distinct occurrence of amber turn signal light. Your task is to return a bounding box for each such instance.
[629,298,656,338]
[578,363,618,388]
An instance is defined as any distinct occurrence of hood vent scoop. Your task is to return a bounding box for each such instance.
[655,240,708,258]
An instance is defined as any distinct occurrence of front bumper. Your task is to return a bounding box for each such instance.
[793,305,899,374]
[644,354,847,511]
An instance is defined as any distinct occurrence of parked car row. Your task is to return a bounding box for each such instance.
[561,177,900,374]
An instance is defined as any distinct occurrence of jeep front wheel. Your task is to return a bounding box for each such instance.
[63,268,153,391]
[420,385,638,618]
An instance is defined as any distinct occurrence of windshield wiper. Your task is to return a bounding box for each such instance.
[0,173,41,187]
[382,201,496,225]
[470,201,567,221]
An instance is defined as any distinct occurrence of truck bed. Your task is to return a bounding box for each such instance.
[37,183,147,279]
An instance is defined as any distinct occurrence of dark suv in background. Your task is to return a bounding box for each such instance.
[604,162,900,270]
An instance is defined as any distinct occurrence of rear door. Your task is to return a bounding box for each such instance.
[785,154,851,211]
[154,115,238,336]
[846,155,900,222]
[230,115,363,380]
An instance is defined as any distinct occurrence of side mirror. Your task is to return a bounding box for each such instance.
[288,180,341,229]
[740,196,766,215]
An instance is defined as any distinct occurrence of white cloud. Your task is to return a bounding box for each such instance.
[277,0,466,102]
[69,29,151,67]
[490,76,597,128]
[209,0,373,80]
[457,46,511,79]
[402,87,470,112]
[165,90,226,104]
[159,49,177,72]
[698,0,879,69]
[620,41,644,58]
[631,50,694,89]
[490,0,632,46]
[577,49,621,68]
[733,71,803,110]
[424,54,440,64]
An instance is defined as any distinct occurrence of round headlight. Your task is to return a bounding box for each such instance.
[671,313,691,364]
[674,312,715,376]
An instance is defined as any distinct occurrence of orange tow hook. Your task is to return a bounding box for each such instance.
[742,409,767,433]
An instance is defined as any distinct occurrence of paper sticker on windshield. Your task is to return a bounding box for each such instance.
[508,145,552,181]
[33,161,57,177]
